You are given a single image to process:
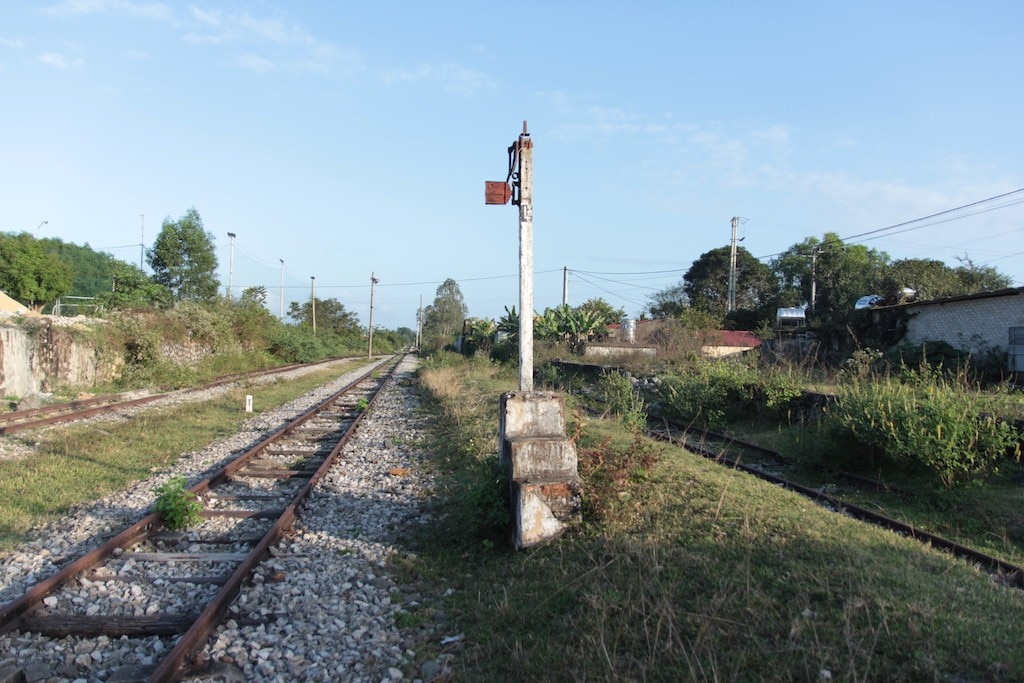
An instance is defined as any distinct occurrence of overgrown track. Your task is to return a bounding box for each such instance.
[0,354,403,682]
[650,418,1024,588]
[0,359,349,434]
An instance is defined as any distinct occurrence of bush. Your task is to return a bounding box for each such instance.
[827,376,1021,488]
[657,358,802,428]
[153,476,203,530]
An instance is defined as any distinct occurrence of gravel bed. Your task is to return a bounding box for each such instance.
[0,355,451,682]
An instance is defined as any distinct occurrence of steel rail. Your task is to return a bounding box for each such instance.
[149,354,402,681]
[0,358,351,434]
[0,355,400,680]
[653,418,1024,588]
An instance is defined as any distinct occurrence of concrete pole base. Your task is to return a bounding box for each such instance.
[499,391,582,549]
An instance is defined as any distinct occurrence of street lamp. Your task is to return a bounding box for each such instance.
[368,273,379,358]
[310,276,316,336]
[36,220,48,232]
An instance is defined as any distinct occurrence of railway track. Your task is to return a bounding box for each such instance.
[0,355,402,681]
[0,360,340,435]
[650,417,1024,588]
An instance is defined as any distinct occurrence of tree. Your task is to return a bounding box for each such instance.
[576,297,626,326]
[96,260,172,310]
[422,278,468,352]
[953,256,1012,294]
[647,281,690,318]
[147,208,219,302]
[683,245,779,319]
[288,297,362,338]
[0,232,73,312]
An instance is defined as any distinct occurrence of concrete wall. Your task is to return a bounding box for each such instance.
[0,318,122,397]
[902,290,1024,356]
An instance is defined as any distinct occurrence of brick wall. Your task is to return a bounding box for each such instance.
[903,290,1024,357]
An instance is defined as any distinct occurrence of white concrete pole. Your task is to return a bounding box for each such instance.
[518,122,534,392]
[227,232,236,299]
[562,266,569,307]
[279,259,285,320]
[368,272,378,358]
[311,276,317,336]
[728,217,738,312]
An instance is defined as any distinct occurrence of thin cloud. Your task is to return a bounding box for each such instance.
[182,7,359,76]
[40,0,174,22]
[39,52,84,69]
[0,38,27,49]
[379,62,496,96]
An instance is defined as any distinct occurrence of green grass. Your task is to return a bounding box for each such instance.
[0,361,363,549]
[408,355,1024,681]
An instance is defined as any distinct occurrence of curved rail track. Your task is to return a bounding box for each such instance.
[0,359,350,435]
[650,417,1024,588]
[0,354,402,681]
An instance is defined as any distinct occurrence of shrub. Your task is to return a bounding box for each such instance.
[827,376,1021,488]
[657,359,802,428]
[153,476,203,530]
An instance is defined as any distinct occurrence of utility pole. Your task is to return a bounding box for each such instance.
[484,120,533,390]
[368,272,378,358]
[809,248,818,313]
[728,217,739,312]
[226,232,236,299]
[416,295,423,350]
[517,123,534,391]
[562,266,569,307]
[310,276,316,337]
[140,214,145,272]
[279,259,285,320]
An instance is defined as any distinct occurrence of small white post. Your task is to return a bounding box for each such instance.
[245,395,253,413]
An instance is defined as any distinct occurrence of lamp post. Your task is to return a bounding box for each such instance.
[35,220,48,232]
[226,232,236,299]
[310,276,316,337]
[279,259,285,320]
[368,272,379,358]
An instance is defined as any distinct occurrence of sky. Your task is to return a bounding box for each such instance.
[2,1,1023,331]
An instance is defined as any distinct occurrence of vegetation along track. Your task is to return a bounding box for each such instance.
[650,417,1024,588]
[0,354,403,681]
[0,359,342,434]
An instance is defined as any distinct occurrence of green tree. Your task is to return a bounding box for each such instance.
[39,238,124,298]
[96,260,172,310]
[953,256,1012,294]
[683,245,779,319]
[422,278,468,352]
[288,297,362,338]
[0,232,73,312]
[147,208,219,302]
[646,281,690,318]
[576,297,626,326]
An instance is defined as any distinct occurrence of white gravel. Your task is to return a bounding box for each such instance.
[0,355,451,682]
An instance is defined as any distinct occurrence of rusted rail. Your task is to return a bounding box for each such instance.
[652,418,1024,588]
[0,354,402,681]
[0,358,349,434]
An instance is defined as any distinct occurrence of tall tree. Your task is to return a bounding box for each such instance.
[288,297,362,338]
[646,281,690,318]
[147,208,219,302]
[0,232,73,312]
[422,278,468,352]
[683,245,778,318]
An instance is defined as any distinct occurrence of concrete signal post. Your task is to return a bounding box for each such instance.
[486,122,581,549]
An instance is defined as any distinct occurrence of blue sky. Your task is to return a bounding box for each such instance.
[2,1,1023,331]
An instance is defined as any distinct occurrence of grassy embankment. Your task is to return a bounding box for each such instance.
[0,360,366,549]
[408,353,1024,681]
